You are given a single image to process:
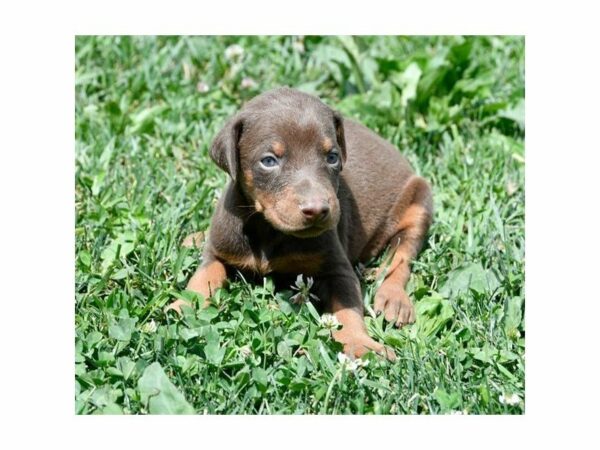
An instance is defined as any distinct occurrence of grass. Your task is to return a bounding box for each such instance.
[75,35,525,414]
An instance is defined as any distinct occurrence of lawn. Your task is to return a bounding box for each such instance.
[75,35,525,414]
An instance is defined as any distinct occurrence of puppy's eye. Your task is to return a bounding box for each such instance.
[326,151,340,165]
[260,155,279,168]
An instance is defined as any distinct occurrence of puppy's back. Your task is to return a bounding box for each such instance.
[339,119,417,261]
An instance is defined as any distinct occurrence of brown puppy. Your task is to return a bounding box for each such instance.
[169,87,433,360]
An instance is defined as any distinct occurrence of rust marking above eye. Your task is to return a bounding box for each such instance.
[322,137,333,152]
[272,141,285,157]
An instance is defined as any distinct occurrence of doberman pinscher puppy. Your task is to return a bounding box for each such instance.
[169,87,433,360]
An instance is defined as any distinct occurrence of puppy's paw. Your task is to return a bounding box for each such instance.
[334,331,396,361]
[165,296,213,315]
[181,231,205,249]
[374,283,416,328]
[164,299,192,315]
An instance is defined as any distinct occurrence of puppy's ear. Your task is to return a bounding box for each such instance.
[332,111,347,164]
[209,114,244,182]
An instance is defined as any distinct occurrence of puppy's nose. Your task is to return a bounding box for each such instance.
[300,201,330,222]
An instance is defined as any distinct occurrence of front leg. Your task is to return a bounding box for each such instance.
[316,268,395,361]
[165,251,228,314]
[374,176,433,327]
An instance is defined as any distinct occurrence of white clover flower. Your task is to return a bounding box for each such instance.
[240,77,257,89]
[292,40,305,53]
[196,81,209,93]
[338,352,352,366]
[353,358,369,369]
[141,319,157,334]
[499,392,521,406]
[319,313,341,330]
[506,180,518,196]
[239,345,252,358]
[224,44,244,60]
[290,292,307,305]
[290,275,319,304]
[337,352,368,371]
[448,410,469,415]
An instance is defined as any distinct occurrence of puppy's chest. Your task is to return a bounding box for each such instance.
[217,239,324,276]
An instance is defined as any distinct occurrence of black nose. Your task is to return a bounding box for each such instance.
[300,201,330,221]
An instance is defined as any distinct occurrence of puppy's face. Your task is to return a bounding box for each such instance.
[210,88,346,238]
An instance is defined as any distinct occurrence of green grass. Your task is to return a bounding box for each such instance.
[75,35,525,414]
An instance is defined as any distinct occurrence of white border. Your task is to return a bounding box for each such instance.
[2,0,600,448]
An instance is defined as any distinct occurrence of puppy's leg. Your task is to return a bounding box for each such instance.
[165,251,227,314]
[181,231,206,249]
[373,176,433,327]
[316,248,395,360]
[330,281,395,361]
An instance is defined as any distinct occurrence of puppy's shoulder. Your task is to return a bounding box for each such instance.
[206,183,252,257]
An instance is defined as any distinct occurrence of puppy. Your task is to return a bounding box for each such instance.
[169,87,433,359]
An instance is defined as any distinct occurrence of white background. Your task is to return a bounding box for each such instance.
[0,0,598,448]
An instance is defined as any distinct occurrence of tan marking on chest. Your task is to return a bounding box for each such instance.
[269,252,324,275]
[216,250,324,276]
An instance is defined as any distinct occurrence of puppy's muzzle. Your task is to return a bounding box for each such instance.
[299,199,330,223]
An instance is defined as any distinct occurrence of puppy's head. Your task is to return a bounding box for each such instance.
[210,87,346,238]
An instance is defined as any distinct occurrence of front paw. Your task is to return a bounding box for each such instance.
[374,283,416,327]
[164,299,192,315]
[164,296,212,315]
[334,330,396,361]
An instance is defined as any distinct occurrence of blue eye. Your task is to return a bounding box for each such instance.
[326,152,340,165]
[260,155,279,168]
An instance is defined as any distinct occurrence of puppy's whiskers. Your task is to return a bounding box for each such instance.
[237,205,260,220]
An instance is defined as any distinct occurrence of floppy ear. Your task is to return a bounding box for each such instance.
[332,111,347,164]
[209,114,244,182]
